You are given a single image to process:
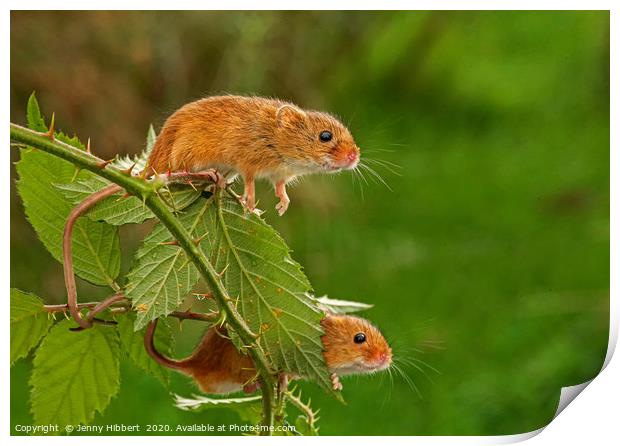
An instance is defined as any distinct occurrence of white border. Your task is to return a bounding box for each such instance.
[3,2,616,445]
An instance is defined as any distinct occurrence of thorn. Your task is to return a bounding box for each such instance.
[86,138,92,154]
[44,112,56,140]
[192,292,213,300]
[218,264,229,277]
[97,158,115,169]
[158,240,179,246]
[121,162,137,176]
[223,293,239,304]
[193,232,208,245]
[213,326,233,340]
[70,167,81,182]
[115,192,132,202]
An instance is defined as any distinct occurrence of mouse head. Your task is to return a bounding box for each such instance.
[320,314,392,376]
[275,104,360,172]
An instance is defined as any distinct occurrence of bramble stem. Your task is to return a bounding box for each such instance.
[63,184,123,328]
[44,298,219,322]
[10,123,277,433]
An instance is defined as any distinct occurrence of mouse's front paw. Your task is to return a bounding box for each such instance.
[330,373,343,391]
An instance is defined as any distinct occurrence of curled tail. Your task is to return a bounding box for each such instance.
[144,319,189,373]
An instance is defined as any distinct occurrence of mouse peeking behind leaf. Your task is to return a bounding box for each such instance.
[145,95,361,216]
[145,314,391,394]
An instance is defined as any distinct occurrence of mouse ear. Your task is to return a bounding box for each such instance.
[276,104,307,128]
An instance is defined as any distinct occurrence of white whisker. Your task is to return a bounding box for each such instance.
[359,162,393,191]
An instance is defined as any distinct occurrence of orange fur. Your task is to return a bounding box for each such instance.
[145,314,391,395]
[146,95,360,214]
[181,328,256,394]
[321,314,392,375]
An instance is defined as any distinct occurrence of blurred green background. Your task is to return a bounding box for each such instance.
[10,11,609,435]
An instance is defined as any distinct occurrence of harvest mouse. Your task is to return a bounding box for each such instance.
[144,314,392,394]
[146,95,361,215]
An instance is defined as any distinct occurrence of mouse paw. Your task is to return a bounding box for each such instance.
[275,198,289,216]
[330,373,343,391]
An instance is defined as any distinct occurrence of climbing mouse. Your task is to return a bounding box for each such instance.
[146,95,361,215]
[144,314,391,394]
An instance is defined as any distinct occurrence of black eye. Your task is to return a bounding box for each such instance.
[353,333,366,344]
[319,131,332,142]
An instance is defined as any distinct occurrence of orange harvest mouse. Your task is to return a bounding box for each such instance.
[146,95,361,215]
[144,314,392,394]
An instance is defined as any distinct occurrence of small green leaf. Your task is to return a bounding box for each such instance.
[311,295,373,314]
[174,394,262,423]
[30,320,121,429]
[10,289,53,366]
[146,124,157,152]
[113,123,156,175]
[118,313,173,386]
[26,92,47,132]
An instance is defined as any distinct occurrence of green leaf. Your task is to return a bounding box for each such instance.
[125,197,211,329]
[118,312,173,386]
[311,295,373,314]
[55,175,203,226]
[30,320,121,429]
[174,394,262,423]
[26,92,46,132]
[10,289,53,366]
[203,193,333,392]
[16,149,121,286]
[17,102,121,286]
[126,193,333,391]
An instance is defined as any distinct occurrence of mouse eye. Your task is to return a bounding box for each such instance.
[319,131,333,142]
[353,333,366,344]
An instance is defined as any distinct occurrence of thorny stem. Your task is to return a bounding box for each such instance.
[286,389,318,432]
[63,184,123,328]
[10,123,277,434]
[44,297,219,322]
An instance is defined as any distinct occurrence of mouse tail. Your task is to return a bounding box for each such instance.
[144,319,189,373]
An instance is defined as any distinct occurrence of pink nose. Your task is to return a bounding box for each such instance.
[379,352,388,363]
[348,151,358,162]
